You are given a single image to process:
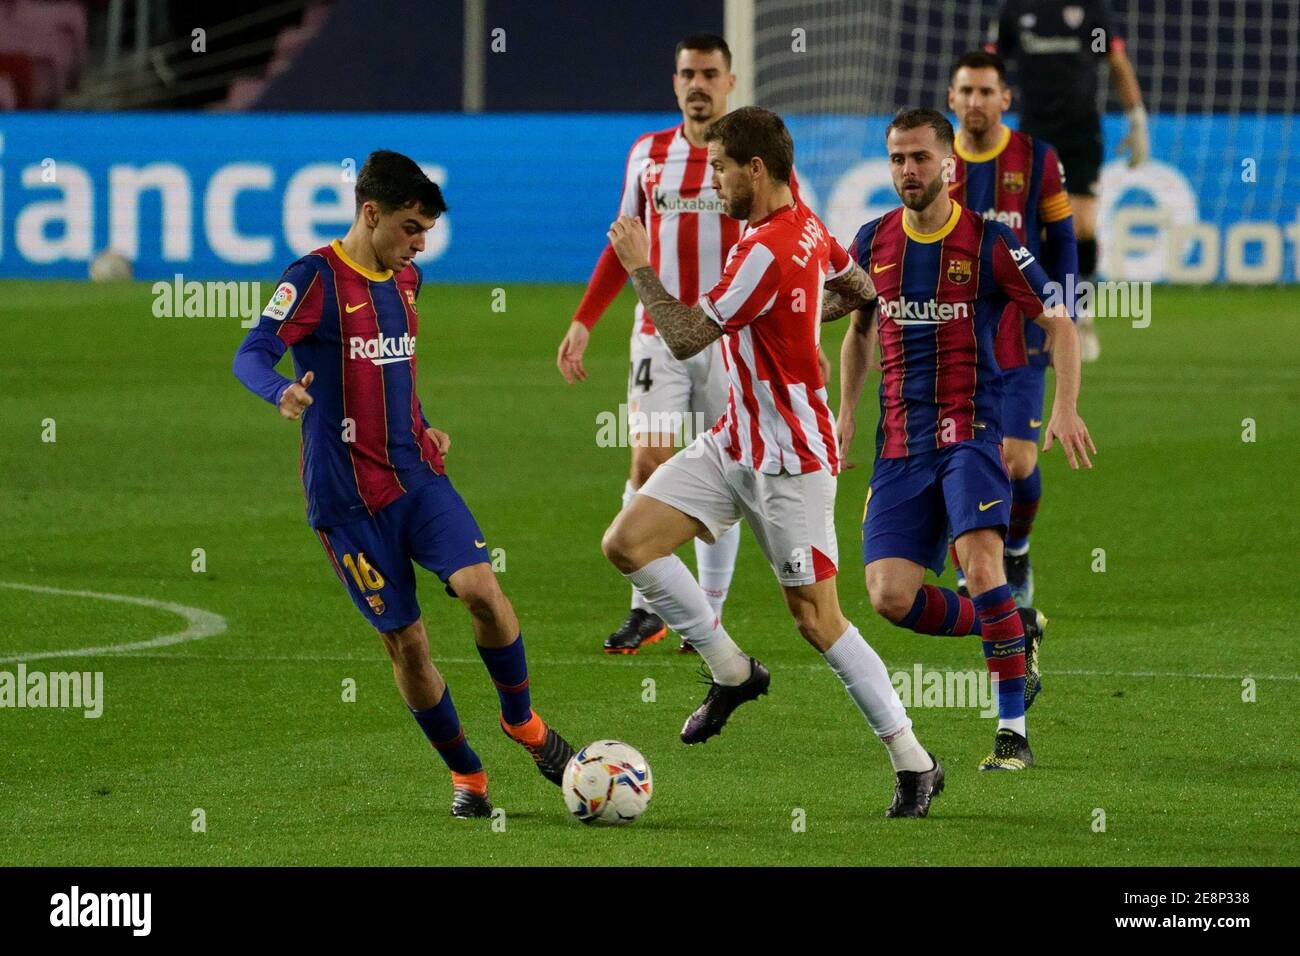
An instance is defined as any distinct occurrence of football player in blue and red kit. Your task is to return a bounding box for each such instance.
[232,150,575,817]
[836,111,1095,771]
[947,50,1080,606]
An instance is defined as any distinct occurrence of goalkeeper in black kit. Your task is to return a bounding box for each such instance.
[988,0,1150,362]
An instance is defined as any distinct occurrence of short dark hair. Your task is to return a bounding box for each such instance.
[355,150,446,219]
[949,50,1008,85]
[885,108,955,151]
[704,106,794,183]
[675,32,731,70]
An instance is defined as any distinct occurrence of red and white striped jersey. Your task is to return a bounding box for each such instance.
[620,124,743,335]
[701,201,852,476]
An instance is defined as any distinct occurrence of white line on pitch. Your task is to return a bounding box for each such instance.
[32,647,1298,683]
[0,582,227,664]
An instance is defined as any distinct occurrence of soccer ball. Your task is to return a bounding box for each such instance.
[562,740,652,826]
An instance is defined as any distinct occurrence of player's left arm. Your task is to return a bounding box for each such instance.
[607,215,723,360]
[992,231,1096,468]
[1097,2,1149,166]
[1038,148,1080,306]
[820,240,876,323]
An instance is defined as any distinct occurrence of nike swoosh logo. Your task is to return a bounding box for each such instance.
[992,641,1019,651]
[872,262,897,273]
[345,302,366,313]
[978,499,1003,512]
[1029,418,1043,428]
[474,540,486,548]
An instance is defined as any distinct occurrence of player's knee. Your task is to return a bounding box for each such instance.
[869,586,913,624]
[601,521,640,573]
[381,623,430,669]
[1005,445,1037,479]
[963,559,1002,597]
[452,567,501,621]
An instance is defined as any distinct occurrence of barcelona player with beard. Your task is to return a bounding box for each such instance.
[837,110,1095,771]
[232,150,575,818]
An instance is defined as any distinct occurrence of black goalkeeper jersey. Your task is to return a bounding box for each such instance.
[989,0,1123,128]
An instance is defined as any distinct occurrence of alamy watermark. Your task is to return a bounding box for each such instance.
[152,273,263,327]
[891,664,997,717]
[1,664,103,718]
[596,402,713,453]
[1043,276,1152,329]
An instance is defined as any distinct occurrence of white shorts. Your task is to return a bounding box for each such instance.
[638,430,839,587]
[627,329,727,440]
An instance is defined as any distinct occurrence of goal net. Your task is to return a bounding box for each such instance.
[741,0,1299,283]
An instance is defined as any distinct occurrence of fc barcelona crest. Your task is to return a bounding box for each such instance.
[947,258,973,284]
[366,593,386,615]
[1002,170,1025,193]
[404,288,417,312]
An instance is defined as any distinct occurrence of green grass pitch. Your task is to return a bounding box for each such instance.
[1,280,1296,866]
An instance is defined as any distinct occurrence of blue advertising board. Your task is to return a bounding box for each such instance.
[1,112,1295,283]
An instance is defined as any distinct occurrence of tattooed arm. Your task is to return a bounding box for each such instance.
[821,261,876,323]
[628,266,723,360]
[608,216,723,360]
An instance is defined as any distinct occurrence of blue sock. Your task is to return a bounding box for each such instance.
[410,687,482,774]
[897,584,982,635]
[1006,467,1041,553]
[973,585,1026,721]
[477,633,532,726]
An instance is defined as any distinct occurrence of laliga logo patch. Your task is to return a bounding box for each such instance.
[1002,170,1025,193]
[263,281,296,321]
[947,258,973,284]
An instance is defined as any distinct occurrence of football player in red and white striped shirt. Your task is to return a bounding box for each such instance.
[602,107,945,819]
[555,34,745,656]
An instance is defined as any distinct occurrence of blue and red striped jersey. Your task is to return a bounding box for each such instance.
[851,202,1053,459]
[238,240,444,528]
[950,126,1073,368]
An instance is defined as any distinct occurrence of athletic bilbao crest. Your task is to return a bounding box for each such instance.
[366,594,386,615]
[1063,5,1084,29]
[1002,170,1025,193]
[947,258,973,284]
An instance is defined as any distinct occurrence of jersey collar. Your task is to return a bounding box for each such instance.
[902,200,963,244]
[954,124,1011,163]
[331,239,393,282]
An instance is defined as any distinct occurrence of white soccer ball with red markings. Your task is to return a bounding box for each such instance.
[562,740,652,826]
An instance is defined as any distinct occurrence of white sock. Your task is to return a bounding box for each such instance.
[622,481,651,613]
[626,555,750,684]
[880,725,934,774]
[1004,542,1030,558]
[823,624,929,770]
[694,523,740,620]
[999,715,1027,736]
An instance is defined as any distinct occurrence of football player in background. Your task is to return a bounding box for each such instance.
[945,50,1079,606]
[233,150,575,819]
[988,0,1151,362]
[556,33,745,655]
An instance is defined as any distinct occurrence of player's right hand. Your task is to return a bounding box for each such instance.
[279,370,314,420]
[835,414,857,470]
[557,321,589,384]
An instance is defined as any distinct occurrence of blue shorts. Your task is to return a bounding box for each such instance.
[1001,364,1047,442]
[862,441,1011,575]
[314,475,489,631]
